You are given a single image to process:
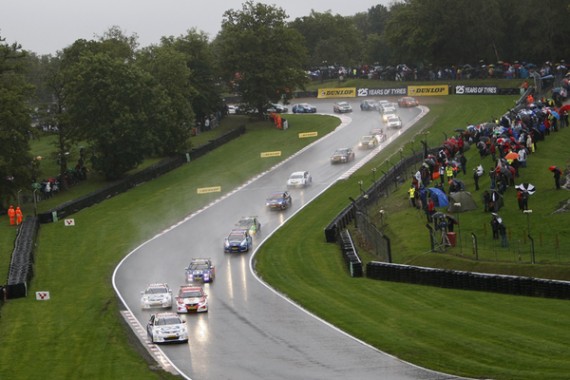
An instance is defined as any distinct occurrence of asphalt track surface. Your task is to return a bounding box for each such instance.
[113,99,466,380]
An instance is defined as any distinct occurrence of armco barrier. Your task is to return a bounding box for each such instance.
[6,216,40,299]
[37,126,245,223]
[339,229,363,277]
[366,261,570,300]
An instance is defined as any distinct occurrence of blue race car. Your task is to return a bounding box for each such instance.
[185,258,215,283]
[265,191,292,210]
[291,103,317,113]
[224,229,253,253]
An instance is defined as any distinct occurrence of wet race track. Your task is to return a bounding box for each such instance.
[113,99,467,380]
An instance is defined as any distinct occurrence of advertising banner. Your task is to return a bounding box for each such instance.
[317,87,357,99]
[455,85,498,95]
[357,87,407,97]
[407,85,449,96]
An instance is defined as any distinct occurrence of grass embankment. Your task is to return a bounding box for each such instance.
[0,114,339,380]
[1,94,568,380]
[256,95,570,379]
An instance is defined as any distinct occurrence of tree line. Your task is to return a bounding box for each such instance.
[1,0,569,206]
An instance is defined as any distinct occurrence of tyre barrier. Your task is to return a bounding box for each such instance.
[5,216,40,299]
[366,261,570,300]
[339,229,363,277]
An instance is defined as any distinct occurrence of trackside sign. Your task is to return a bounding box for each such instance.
[317,87,356,99]
[357,87,407,97]
[408,85,449,96]
[455,85,498,95]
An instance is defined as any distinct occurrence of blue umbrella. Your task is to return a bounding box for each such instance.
[550,110,560,119]
[428,187,449,207]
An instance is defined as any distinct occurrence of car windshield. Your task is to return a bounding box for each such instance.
[190,263,209,270]
[146,287,168,294]
[269,194,284,200]
[290,173,304,179]
[180,290,203,298]
[334,149,348,155]
[360,136,373,142]
[156,316,181,326]
[229,232,246,240]
[237,218,253,226]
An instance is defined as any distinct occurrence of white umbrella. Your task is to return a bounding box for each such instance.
[515,183,536,195]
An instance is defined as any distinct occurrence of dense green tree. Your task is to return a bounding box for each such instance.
[215,1,307,115]
[136,43,195,154]
[159,29,221,124]
[290,10,364,67]
[65,52,176,180]
[0,37,34,206]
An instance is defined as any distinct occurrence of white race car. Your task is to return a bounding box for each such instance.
[287,171,312,188]
[146,312,188,344]
[386,114,403,129]
[176,285,209,313]
[140,283,173,309]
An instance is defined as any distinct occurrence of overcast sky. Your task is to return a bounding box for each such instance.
[1,0,392,56]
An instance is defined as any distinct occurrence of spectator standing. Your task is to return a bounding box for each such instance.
[551,166,562,189]
[15,207,23,225]
[473,164,484,190]
[491,213,501,239]
[518,147,527,168]
[7,205,15,226]
[408,185,416,208]
[459,154,467,175]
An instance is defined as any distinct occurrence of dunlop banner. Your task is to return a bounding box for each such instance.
[407,85,449,96]
[317,87,357,99]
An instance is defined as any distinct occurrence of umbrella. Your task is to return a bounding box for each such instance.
[428,187,449,207]
[505,151,519,163]
[549,110,560,119]
[549,166,558,172]
[447,191,477,212]
[515,183,536,195]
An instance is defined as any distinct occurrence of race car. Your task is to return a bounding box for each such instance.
[147,312,188,344]
[370,128,387,143]
[140,283,173,309]
[292,103,317,113]
[236,216,261,235]
[176,285,208,313]
[330,148,355,164]
[385,114,403,129]
[185,258,215,283]
[397,96,419,107]
[333,101,353,113]
[224,228,253,253]
[266,191,292,210]
[358,135,379,150]
[360,99,379,111]
[287,171,312,188]
[381,108,397,122]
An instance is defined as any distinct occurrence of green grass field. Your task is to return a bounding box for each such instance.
[1,94,569,379]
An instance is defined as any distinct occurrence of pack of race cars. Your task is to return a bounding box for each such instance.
[142,97,416,344]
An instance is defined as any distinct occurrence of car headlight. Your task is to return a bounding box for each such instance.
[240,239,247,247]
[224,240,230,247]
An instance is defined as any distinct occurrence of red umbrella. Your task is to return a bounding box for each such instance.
[549,166,560,172]
[505,151,519,161]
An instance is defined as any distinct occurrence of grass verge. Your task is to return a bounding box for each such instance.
[1,95,568,380]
